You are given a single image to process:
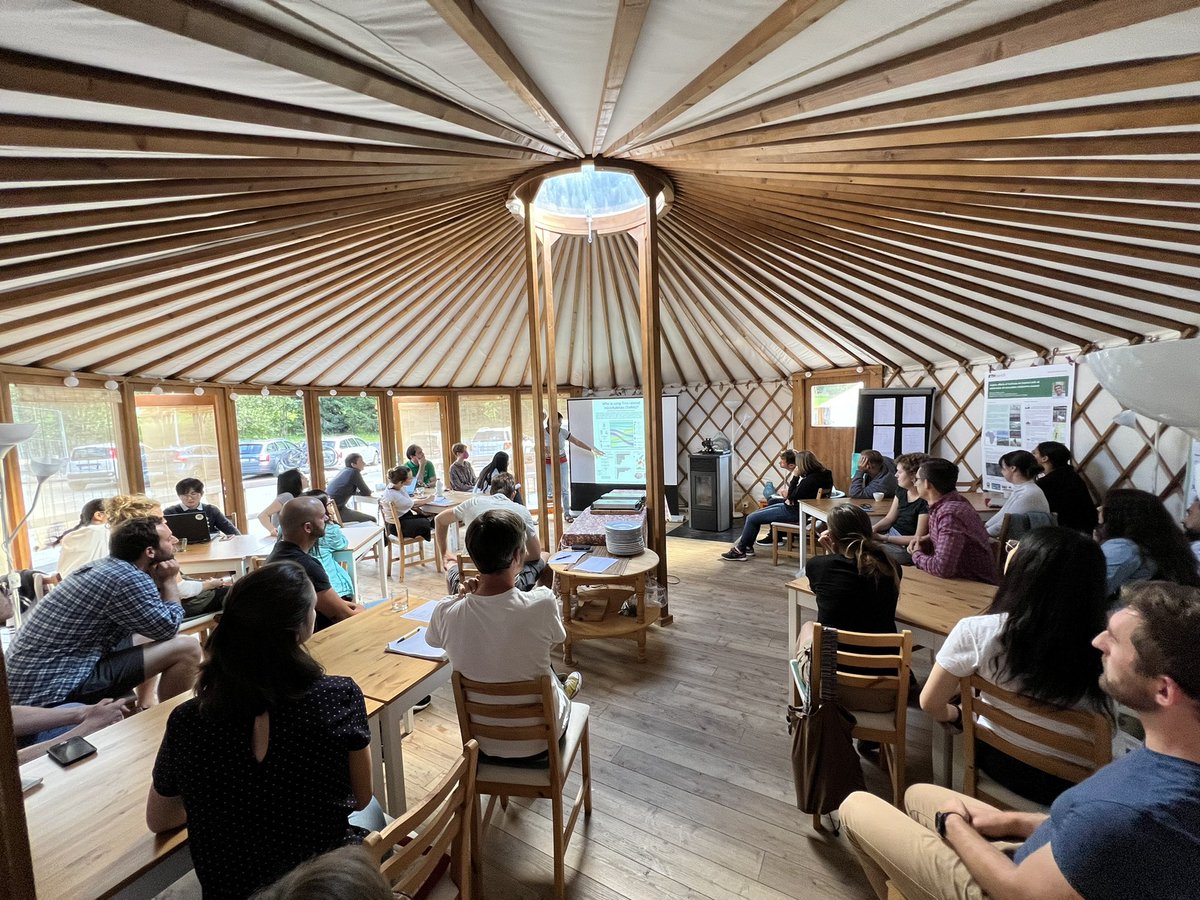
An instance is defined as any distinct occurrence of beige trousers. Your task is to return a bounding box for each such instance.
[840,785,1021,900]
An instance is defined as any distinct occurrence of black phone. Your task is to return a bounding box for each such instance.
[570,545,591,552]
[46,735,97,767]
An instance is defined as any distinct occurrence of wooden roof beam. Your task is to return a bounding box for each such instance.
[426,0,585,156]
[73,0,569,158]
[590,0,652,156]
[605,0,845,155]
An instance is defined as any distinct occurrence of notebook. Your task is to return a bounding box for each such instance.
[385,626,446,660]
[164,511,213,544]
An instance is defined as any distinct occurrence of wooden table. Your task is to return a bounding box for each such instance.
[332,522,387,601]
[559,508,648,548]
[174,533,276,577]
[787,566,996,785]
[21,690,383,899]
[551,548,660,664]
[416,490,479,573]
[794,493,994,570]
[307,600,450,812]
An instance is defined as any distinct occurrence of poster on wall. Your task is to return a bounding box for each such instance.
[982,363,1075,493]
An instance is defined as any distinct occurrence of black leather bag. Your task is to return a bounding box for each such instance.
[788,626,865,814]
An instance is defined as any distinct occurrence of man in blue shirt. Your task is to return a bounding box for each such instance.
[7,517,202,709]
[840,580,1200,900]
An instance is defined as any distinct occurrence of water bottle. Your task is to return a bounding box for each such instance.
[435,478,444,499]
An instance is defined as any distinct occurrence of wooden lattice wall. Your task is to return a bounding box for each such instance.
[659,357,1191,520]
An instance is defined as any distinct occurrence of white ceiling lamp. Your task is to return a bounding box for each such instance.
[63,372,80,388]
[329,389,337,396]
[294,389,304,398]
[103,379,119,391]
[230,391,240,400]
[386,390,393,397]
[359,390,368,398]
[193,386,205,396]
[150,384,164,395]
[260,387,271,397]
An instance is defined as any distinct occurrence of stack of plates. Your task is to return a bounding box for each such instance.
[605,521,645,556]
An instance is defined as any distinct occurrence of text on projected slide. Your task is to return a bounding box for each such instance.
[592,398,646,483]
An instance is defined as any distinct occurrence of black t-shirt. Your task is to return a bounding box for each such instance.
[267,541,334,630]
[790,467,835,503]
[892,490,928,536]
[1036,467,1098,534]
[152,676,371,900]
[806,553,900,634]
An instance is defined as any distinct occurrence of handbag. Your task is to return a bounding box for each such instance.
[787,626,865,815]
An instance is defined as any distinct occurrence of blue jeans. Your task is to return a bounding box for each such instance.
[735,503,797,551]
[544,459,569,510]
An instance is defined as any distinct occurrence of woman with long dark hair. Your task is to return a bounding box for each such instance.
[984,450,1050,536]
[920,526,1110,804]
[1032,441,1097,534]
[147,562,373,899]
[54,498,109,577]
[257,468,309,537]
[797,504,902,711]
[475,451,523,505]
[1098,488,1200,601]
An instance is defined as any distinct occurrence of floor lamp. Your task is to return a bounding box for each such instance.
[0,424,47,630]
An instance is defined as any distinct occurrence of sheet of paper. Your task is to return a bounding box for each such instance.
[873,398,895,425]
[571,556,617,574]
[549,550,586,565]
[385,626,447,660]
[871,425,895,452]
[902,396,927,423]
[901,427,926,454]
[401,598,446,623]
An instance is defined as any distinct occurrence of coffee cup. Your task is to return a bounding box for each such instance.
[872,491,885,502]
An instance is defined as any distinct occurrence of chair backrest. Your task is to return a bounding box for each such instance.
[816,488,829,500]
[961,674,1113,800]
[365,740,478,898]
[452,673,562,774]
[810,624,913,720]
[379,498,400,528]
[994,511,1058,564]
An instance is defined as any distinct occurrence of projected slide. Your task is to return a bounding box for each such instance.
[592,398,647,483]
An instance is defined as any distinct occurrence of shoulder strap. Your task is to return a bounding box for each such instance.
[819,626,840,703]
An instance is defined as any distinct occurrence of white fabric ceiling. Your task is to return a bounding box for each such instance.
[1,0,1198,390]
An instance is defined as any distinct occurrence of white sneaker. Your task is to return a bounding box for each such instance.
[561,671,583,699]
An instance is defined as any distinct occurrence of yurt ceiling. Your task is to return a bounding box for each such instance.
[2,0,1198,390]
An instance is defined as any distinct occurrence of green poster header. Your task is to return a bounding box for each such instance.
[988,376,1070,400]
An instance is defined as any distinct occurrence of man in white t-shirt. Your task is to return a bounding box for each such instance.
[434,472,550,592]
[426,507,581,760]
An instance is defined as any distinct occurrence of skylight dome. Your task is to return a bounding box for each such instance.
[533,169,645,218]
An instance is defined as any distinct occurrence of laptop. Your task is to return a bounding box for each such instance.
[164,511,213,544]
[403,480,417,496]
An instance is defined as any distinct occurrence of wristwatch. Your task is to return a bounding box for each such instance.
[935,810,962,839]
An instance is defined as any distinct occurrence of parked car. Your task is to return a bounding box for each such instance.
[322,434,379,466]
[238,439,302,478]
[295,443,337,470]
[66,443,150,491]
[148,444,223,488]
[469,427,535,460]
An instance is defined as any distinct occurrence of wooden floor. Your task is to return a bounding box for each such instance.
[161,533,942,899]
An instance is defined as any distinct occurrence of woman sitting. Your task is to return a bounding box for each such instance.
[257,468,309,538]
[984,450,1051,537]
[797,504,902,711]
[919,526,1111,805]
[302,490,356,601]
[721,450,833,561]
[1098,488,1200,603]
[475,450,524,505]
[147,562,374,900]
[871,452,930,564]
[1031,441,1097,534]
[378,465,433,541]
[54,498,109,578]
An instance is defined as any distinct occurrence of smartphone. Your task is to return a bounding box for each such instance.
[46,736,97,767]
[570,545,591,552]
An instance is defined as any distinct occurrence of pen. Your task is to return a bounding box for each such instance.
[393,627,419,643]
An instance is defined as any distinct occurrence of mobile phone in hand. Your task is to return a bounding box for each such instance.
[46,736,97,767]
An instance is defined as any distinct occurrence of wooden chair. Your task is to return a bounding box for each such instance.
[365,740,479,899]
[452,673,592,900]
[179,612,221,643]
[380,499,432,581]
[809,624,913,817]
[770,488,829,565]
[960,674,1112,812]
[992,511,1056,566]
[248,555,267,572]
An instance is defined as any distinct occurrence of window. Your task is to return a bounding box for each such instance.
[459,394,516,477]
[136,391,225,510]
[810,382,863,428]
[533,169,645,218]
[234,393,310,538]
[319,395,382,489]
[393,397,446,482]
[519,395,569,507]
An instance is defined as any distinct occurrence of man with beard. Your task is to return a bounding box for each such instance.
[267,495,361,631]
[7,517,201,708]
[839,580,1200,900]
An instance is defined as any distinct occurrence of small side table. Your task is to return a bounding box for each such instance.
[551,548,661,665]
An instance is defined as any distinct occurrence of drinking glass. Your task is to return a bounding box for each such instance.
[391,587,409,614]
[179,538,188,553]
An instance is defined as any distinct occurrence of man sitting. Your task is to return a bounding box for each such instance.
[6,517,201,708]
[908,458,998,584]
[267,496,361,631]
[840,581,1200,900]
[405,444,437,487]
[849,450,898,500]
[163,477,240,535]
[426,508,581,762]
[434,472,550,593]
[325,453,376,523]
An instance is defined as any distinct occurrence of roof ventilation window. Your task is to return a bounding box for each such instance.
[533,169,645,219]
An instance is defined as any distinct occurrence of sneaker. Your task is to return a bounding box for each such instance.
[412,696,432,712]
[755,535,777,545]
[561,671,583,699]
[743,544,755,557]
[720,548,748,561]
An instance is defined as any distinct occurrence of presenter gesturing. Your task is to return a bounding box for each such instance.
[544,412,603,519]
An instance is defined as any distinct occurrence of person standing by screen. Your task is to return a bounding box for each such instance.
[543,412,603,517]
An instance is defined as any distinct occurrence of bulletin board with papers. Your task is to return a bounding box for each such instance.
[853,388,937,466]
